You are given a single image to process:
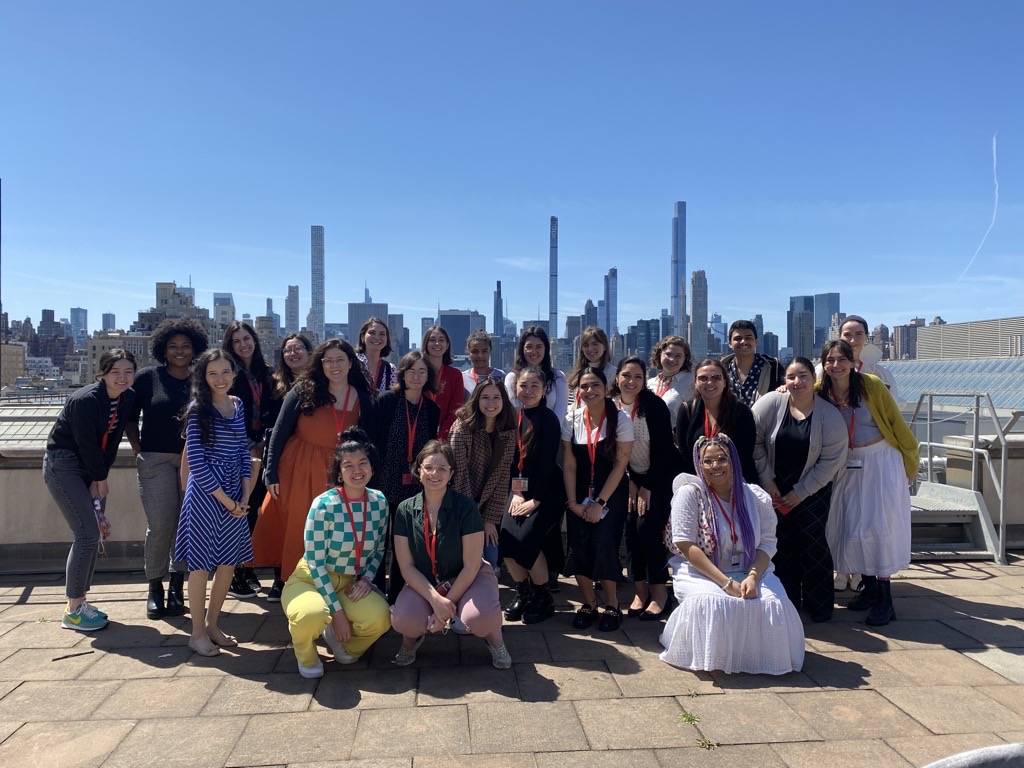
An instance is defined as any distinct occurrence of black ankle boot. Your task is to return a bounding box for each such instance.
[146,578,166,619]
[846,575,877,611]
[503,580,533,621]
[866,579,897,626]
[165,572,185,616]
[523,583,555,625]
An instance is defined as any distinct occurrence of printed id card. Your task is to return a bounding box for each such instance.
[511,476,529,493]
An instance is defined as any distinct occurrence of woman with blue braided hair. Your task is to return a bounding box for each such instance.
[659,433,804,674]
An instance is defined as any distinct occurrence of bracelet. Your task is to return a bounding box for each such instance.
[748,569,759,580]
[721,577,735,591]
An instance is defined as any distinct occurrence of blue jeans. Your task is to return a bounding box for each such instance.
[43,450,101,600]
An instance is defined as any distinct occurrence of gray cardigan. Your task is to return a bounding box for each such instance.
[751,391,848,501]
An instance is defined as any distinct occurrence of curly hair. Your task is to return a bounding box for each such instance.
[649,335,693,374]
[293,340,371,416]
[150,317,209,365]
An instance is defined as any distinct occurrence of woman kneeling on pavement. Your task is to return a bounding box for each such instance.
[281,428,391,678]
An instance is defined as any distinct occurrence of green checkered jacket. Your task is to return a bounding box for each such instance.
[304,487,389,614]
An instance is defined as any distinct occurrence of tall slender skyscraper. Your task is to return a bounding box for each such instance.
[689,270,708,361]
[548,217,558,338]
[603,267,618,336]
[671,201,688,336]
[493,281,503,336]
[285,285,299,334]
[310,225,325,344]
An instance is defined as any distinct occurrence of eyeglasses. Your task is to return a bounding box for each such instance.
[322,357,348,367]
[696,374,723,383]
[700,457,730,467]
[420,464,451,475]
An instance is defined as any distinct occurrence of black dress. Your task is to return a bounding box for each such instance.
[675,398,759,484]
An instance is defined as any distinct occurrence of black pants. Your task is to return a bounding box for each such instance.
[772,483,834,614]
[625,483,671,585]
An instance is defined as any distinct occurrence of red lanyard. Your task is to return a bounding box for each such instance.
[339,487,367,574]
[856,360,864,372]
[471,368,492,385]
[405,397,422,463]
[703,407,719,438]
[831,387,857,449]
[516,409,526,474]
[655,374,673,398]
[330,389,356,442]
[711,491,738,546]
[617,398,638,420]
[369,359,382,389]
[100,396,120,453]
[423,504,440,582]
[584,407,607,495]
[246,374,263,432]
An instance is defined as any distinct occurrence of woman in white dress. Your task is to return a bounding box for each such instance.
[660,434,804,675]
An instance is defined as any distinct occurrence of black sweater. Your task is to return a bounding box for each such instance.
[47,382,135,481]
[675,397,759,484]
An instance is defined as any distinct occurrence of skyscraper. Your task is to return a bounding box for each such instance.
[70,307,87,346]
[349,301,389,344]
[493,281,503,337]
[787,295,814,349]
[285,285,299,334]
[792,310,815,360]
[101,313,116,332]
[584,299,598,330]
[813,292,840,348]
[310,225,325,344]
[689,270,709,361]
[753,314,765,352]
[213,293,235,329]
[603,267,618,336]
[439,309,487,353]
[548,217,558,340]
[671,201,688,335]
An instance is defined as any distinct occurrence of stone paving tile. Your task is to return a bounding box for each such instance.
[480,628,551,664]
[881,619,986,650]
[888,596,966,621]
[574,697,692,749]
[782,689,929,740]
[800,651,914,690]
[995,731,1024,742]
[802,622,903,653]
[417,663,520,705]
[877,686,1024,734]
[228,710,360,765]
[514,660,620,702]
[200,672,318,715]
[885,734,1007,767]
[103,714,249,768]
[250,615,292,645]
[909,578,1017,598]
[468,701,588,754]
[351,705,470,758]
[0,717,135,768]
[771,738,913,767]
[366,631,462,669]
[272,646,371,675]
[288,760,411,768]
[91,675,223,719]
[655,743,788,767]
[931,594,1024,620]
[0,647,101,680]
[0,603,74,623]
[0,680,121,722]
[0,679,20,699]
[78,644,189,679]
[680,692,821,745]
[620,622,670,654]
[964,648,1024,684]
[176,645,286,676]
[606,654,720,697]
[882,649,1012,686]
[537,749,661,768]
[0,620,88,649]
[976,684,1024,717]
[310,667,417,711]
[708,668,819,693]
[418,754,538,768]
[78,619,185,651]
[0,720,23,743]
[942,618,1024,648]
[543,630,643,662]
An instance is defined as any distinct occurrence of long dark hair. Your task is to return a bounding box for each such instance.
[693,358,744,433]
[819,339,864,408]
[514,365,546,466]
[422,325,453,366]
[294,340,370,416]
[513,325,556,391]
[182,349,237,447]
[222,321,271,381]
[330,426,379,487]
[578,365,619,460]
[456,376,516,433]
[357,317,393,357]
[568,326,611,389]
[609,355,655,419]
[274,333,313,397]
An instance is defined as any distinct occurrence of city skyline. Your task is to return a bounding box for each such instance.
[1,4,1021,338]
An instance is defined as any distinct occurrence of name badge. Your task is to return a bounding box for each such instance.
[730,553,742,569]
[511,477,529,494]
[402,472,415,485]
[846,458,864,470]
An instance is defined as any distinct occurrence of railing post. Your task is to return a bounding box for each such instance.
[927,395,934,483]
[972,395,980,492]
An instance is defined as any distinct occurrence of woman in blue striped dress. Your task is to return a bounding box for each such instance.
[175,349,253,657]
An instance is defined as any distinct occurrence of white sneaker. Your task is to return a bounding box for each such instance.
[321,625,358,664]
[449,617,471,635]
[393,635,425,666]
[488,642,512,670]
[297,658,324,678]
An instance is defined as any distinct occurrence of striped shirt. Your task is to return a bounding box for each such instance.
[304,487,389,614]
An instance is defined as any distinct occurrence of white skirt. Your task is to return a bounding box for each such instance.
[826,439,911,578]
[659,560,805,675]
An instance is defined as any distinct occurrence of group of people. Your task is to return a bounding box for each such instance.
[43,311,918,677]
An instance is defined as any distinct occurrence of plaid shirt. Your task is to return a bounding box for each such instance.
[304,487,389,614]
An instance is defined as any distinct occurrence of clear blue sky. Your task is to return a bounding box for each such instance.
[2,2,1021,343]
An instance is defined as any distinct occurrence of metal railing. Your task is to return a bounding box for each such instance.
[910,393,1022,565]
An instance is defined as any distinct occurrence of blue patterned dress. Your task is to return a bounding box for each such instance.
[175,397,253,571]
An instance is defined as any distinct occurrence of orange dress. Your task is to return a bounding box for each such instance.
[252,402,360,580]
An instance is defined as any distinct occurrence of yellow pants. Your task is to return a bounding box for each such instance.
[281,559,391,668]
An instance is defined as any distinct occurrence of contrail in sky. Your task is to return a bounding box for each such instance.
[955,133,999,284]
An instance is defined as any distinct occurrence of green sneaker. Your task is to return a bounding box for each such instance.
[62,602,108,632]
[82,600,107,619]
